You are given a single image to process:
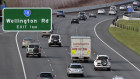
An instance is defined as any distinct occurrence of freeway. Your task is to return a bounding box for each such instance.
[0,10,140,79]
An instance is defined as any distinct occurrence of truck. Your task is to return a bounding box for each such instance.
[71,36,91,62]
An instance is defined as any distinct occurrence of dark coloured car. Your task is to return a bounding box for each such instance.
[133,6,139,11]
[71,18,79,24]
[78,12,87,21]
[78,15,87,21]
[56,10,65,17]
[37,72,54,79]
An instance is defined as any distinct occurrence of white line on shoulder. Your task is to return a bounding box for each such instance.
[94,18,140,72]
[15,32,27,79]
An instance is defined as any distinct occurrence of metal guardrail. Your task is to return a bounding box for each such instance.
[52,0,135,14]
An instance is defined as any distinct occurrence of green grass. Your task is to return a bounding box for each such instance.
[109,20,140,56]
[117,20,140,28]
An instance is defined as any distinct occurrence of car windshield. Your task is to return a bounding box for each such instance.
[40,73,52,77]
[90,12,95,14]
[110,9,115,11]
[98,56,108,60]
[128,4,132,6]
[29,45,39,48]
[58,11,63,13]
[73,18,77,20]
[100,9,104,11]
[80,12,85,15]
[121,5,125,7]
[24,38,32,41]
[80,14,85,16]
[134,6,138,8]
[52,35,59,39]
[71,65,82,68]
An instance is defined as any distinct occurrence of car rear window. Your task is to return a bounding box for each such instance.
[71,65,82,68]
[98,57,108,60]
[24,38,32,41]
[58,11,63,13]
[52,36,59,39]
[29,45,39,48]
[80,13,85,15]
[40,73,52,77]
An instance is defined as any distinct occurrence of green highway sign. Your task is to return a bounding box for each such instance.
[3,8,52,32]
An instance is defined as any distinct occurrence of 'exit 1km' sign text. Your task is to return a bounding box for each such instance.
[3,8,52,32]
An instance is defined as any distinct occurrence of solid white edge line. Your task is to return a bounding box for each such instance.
[94,18,140,72]
[15,32,27,79]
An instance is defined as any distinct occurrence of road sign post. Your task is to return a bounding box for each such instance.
[3,8,52,32]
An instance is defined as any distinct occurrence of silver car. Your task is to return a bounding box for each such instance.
[22,37,33,48]
[97,9,106,14]
[67,63,84,77]
[112,75,124,79]
[119,5,127,10]
[26,43,42,58]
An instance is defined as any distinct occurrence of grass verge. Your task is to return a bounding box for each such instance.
[109,20,140,56]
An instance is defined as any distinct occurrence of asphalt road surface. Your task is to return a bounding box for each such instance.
[0,10,140,79]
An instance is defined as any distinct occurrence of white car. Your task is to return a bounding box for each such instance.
[127,4,133,9]
[97,9,106,14]
[94,55,111,71]
[133,1,140,6]
[112,76,124,79]
[67,63,84,77]
[108,10,117,15]
[119,5,127,10]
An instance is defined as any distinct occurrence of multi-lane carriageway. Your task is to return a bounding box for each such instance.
[0,10,140,79]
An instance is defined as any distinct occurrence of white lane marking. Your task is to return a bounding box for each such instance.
[16,32,27,79]
[52,69,54,71]
[94,18,140,72]
[49,64,54,72]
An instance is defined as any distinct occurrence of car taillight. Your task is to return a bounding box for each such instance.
[27,48,28,52]
[69,68,71,71]
[39,48,41,53]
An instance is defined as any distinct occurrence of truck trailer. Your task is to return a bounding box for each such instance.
[71,36,91,62]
